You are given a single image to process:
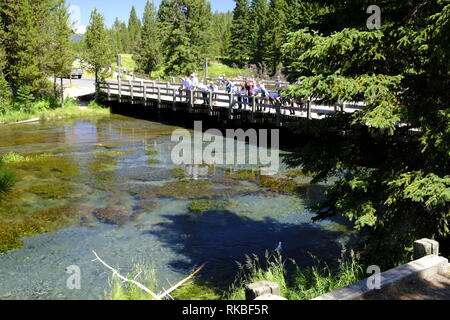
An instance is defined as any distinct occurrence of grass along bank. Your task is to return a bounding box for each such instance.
[108,250,365,300]
[0,98,110,124]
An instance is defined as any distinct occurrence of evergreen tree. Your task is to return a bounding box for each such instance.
[128,6,142,54]
[0,0,53,95]
[263,0,288,75]
[229,0,252,65]
[111,18,124,54]
[135,1,162,77]
[282,0,450,265]
[250,0,268,67]
[164,2,197,76]
[210,12,233,58]
[47,0,73,106]
[83,9,113,100]
[184,0,213,61]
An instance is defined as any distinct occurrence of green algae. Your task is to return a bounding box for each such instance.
[95,150,133,158]
[147,158,160,165]
[8,155,79,180]
[170,167,187,180]
[172,281,222,300]
[226,169,308,195]
[0,204,94,253]
[93,206,131,226]
[28,183,75,200]
[135,200,160,212]
[188,199,238,214]
[137,179,215,200]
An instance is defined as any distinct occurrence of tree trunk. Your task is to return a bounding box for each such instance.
[54,76,57,99]
[60,77,64,108]
[95,69,98,101]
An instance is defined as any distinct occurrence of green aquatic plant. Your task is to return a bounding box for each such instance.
[28,183,75,200]
[145,148,158,156]
[2,152,53,164]
[8,155,79,180]
[142,179,215,200]
[169,167,187,180]
[87,159,118,172]
[171,281,222,300]
[109,264,158,300]
[95,150,131,158]
[0,205,94,253]
[93,206,131,226]
[0,159,17,196]
[188,199,238,214]
[147,158,160,165]
[135,200,160,212]
[226,169,306,195]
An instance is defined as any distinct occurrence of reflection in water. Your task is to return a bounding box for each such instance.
[0,115,352,300]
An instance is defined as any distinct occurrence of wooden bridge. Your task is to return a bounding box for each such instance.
[99,80,365,127]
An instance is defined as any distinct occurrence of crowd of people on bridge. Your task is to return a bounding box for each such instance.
[177,73,305,115]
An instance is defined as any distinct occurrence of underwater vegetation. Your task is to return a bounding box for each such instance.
[93,206,131,226]
[226,169,309,195]
[188,199,238,214]
[0,159,17,196]
[27,183,76,200]
[0,204,94,253]
[7,154,79,180]
[95,150,134,159]
[135,200,160,212]
[135,179,215,200]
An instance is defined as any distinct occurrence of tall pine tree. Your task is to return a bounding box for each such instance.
[263,0,288,75]
[250,0,268,67]
[135,1,162,77]
[47,0,73,106]
[83,9,113,100]
[229,0,252,65]
[127,6,142,54]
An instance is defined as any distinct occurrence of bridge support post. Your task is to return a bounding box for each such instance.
[251,96,256,123]
[307,99,312,120]
[172,89,176,111]
[229,93,234,119]
[157,87,161,109]
[130,80,134,104]
[189,90,194,113]
[143,83,147,106]
[276,104,281,127]
[208,91,213,116]
[118,80,122,103]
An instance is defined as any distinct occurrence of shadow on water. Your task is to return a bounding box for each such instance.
[143,208,349,290]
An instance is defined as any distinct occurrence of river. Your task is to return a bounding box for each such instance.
[0,114,351,299]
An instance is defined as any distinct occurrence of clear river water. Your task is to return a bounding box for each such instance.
[0,114,352,299]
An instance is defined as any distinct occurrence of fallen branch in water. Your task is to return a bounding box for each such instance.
[92,250,160,300]
[92,250,206,300]
[159,263,206,298]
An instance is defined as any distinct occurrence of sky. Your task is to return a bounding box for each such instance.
[67,0,235,34]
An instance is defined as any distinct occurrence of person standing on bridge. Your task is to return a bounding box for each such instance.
[191,73,199,90]
[180,76,192,102]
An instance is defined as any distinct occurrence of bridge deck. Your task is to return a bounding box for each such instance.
[99,80,365,125]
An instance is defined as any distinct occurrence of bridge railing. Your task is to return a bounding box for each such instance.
[99,80,341,121]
